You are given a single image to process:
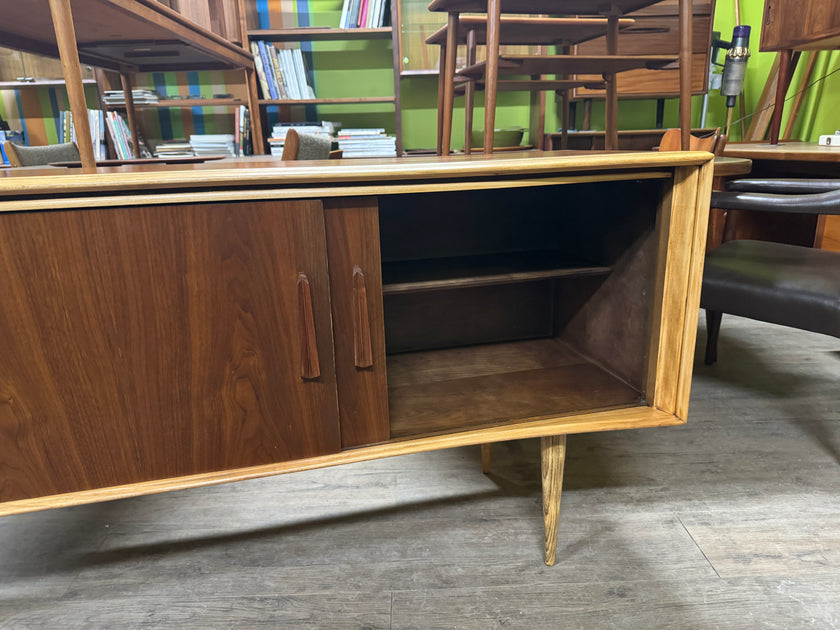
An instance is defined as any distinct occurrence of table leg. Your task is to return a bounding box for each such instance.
[464,29,477,153]
[441,12,459,155]
[679,0,693,150]
[483,0,501,154]
[769,49,794,145]
[48,0,96,172]
[541,434,567,566]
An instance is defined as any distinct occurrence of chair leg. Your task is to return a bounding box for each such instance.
[541,434,567,566]
[705,309,723,365]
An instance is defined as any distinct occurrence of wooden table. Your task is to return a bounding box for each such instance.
[0,151,714,565]
[722,142,840,250]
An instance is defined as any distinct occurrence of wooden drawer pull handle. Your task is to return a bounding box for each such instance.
[298,273,321,380]
[352,266,374,368]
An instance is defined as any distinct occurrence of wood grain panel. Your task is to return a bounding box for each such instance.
[760,0,840,51]
[324,198,390,448]
[0,200,340,504]
[388,338,642,438]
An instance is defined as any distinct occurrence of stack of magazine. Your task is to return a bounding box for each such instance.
[189,134,237,158]
[339,0,390,28]
[251,42,316,101]
[102,89,160,106]
[336,128,396,158]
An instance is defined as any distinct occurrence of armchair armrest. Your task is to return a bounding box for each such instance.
[726,178,840,194]
[710,188,840,216]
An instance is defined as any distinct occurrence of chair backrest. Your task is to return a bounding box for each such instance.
[5,142,81,167]
[658,128,725,155]
[280,128,333,161]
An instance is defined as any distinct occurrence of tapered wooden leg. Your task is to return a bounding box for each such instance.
[483,0,501,154]
[441,13,459,156]
[437,42,446,155]
[541,434,566,566]
[48,0,96,171]
[481,443,492,474]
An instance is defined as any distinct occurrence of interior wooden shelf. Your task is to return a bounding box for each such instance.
[381,251,610,295]
[248,27,393,41]
[427,0,663,15]
[425,16,634,47]
[457,55,677,79]
[387,337,643,439]
[0,79,96,88]
[108,98,245,109]
[259,96,396,105]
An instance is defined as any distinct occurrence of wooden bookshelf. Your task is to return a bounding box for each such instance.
[246,3,403,155]
[0,0,254,169]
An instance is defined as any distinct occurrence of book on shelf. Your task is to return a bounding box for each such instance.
[60,109,107,160]
[189,134,237,158]
[339,0,388,28]
[251,41,316,100]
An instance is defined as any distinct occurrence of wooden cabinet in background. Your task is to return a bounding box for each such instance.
[573,0,716,99]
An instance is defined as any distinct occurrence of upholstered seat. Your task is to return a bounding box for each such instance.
[701,180,840,364]
[5,142,80,167]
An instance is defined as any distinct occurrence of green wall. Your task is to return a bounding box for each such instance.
[308,0,840,150]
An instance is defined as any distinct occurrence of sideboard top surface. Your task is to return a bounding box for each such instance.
[0,151,714,202]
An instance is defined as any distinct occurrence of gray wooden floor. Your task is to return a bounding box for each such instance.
[2,314,839,629]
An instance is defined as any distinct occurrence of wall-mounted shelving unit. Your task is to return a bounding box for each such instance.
[245,12,403,155]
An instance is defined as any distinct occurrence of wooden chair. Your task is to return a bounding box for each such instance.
[5,142,80,167]
[701,179,840,364]
[657,127,725,154]
[280,128,341,161]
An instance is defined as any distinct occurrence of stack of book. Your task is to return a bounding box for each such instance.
[339,0,390,28]
[250,41,316,101]
[153,140,194,158]
[59,109,107,160]
[268,122,335,157]
[189,134,237,158]
[102,89,160,106]
[336,128,397,158]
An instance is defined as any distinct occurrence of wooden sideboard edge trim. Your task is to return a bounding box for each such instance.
[0,152,714,197]
[0,407,680,516]
[0,172,673,213]
[674,159,714,419]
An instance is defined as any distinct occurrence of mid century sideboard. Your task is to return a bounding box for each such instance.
[0,151,713,564]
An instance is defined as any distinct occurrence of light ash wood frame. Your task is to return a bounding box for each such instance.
[0,151,714,564]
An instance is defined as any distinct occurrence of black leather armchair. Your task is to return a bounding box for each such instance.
[701,179,840,365]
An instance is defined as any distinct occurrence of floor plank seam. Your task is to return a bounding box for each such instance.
[675,512,721,579]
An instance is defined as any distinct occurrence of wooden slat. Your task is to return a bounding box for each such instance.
[324,198,390,448]
[381,252,611,294]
